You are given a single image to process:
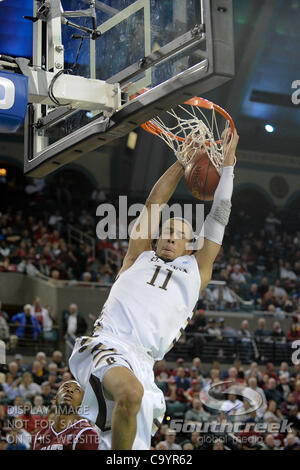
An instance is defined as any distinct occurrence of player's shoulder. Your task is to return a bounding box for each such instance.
[72,418,94,430]
[32,424,52,449]
[72,420,100,450]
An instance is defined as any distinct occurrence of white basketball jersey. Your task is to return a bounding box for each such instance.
[94,250,201,360]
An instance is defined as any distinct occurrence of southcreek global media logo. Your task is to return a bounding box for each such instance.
[200,381,264,416]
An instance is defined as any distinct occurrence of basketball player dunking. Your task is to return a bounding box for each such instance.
[69,129,239,450]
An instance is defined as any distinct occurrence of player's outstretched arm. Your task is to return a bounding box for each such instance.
[195,129,239,290]
[118,161,184,276]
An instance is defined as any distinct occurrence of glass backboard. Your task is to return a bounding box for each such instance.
[24,0,234,176]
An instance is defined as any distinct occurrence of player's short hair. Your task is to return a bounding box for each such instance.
[152,216,200,252]
[161,217,196,242]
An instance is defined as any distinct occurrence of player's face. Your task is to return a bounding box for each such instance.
[56,381,84,411]
[156,219,192,261]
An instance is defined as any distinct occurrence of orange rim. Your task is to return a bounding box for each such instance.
[141,96,235,144]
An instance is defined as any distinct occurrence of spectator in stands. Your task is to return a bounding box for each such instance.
[212,440,224,450]
[255,318,270,340]
[11,415,32,449]
[17,258,40,276]
[282,395,300,432]
[263,400,283,423]
[264,211,281,234]
[258,278,269,298]
[174,366,191,391]
[271,321,287,357]
[284,433,300,450]
[6,396,24,418]
[40,382,55,407]
[155,441,167,450]
[246,377,267,418]
[154,360,171,393]
[255,318,272,361]
[63,303,87,357]
[263,362,279,381]
[276,375,291,401]
[230,264,246,284]
[6,428,28,450]
[165,378,187,405]
[274,279,288,298]
[245,362,263,383]
[51,351,67,375]
[8,361,22,381]
[14,355,28,375]
[190,431,201,450]
[31,361,47,386]
[0,313,9,346]
[211,284,237,310]
[18,373,41,402]
[184,398,210,424]
[0,436,8,450]
[264,378,283,405]
[191,357,204,376]
[287,323,300,342]
[160,429,182,450]
[63,304,87,340]
[220,392,243,420]
[189,366,201,382]
[293,379,300,404]
[185,379,202,402]
[261,434,276,450]
[246,283,262,307]
[218,317,238,360]
[10,304,41,343]
[280,262,297,281]
[0,404,12,436]
[47,362,60,376]
[30,297,53,332]
[47,372,61,394]
[48,210,63,228]
[35,352,48,374]
[238,320,254,363]
[0,301,8,321]
[61,372,72,384]
[2,374,21,403]
[31,395,49,417]
[0,241,10,259]
[19,402,43,436]
[278,363,290,381]
[50,269,60,280]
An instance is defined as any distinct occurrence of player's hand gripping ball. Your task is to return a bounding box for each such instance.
[184,129,235,201]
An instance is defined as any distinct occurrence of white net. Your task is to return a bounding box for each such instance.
[146,104,231,173]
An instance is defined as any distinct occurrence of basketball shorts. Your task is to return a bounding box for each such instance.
[69,331,166,450]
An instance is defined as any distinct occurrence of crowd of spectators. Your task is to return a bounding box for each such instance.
[1,352,300,450]
[0,206,120,284]
[178,309,300,364]
[151,357,300,450]
[1,177,300,316]
[1,172,300,451]
[0,298,88,356]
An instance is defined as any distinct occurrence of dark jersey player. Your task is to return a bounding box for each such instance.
[33,380,99,450]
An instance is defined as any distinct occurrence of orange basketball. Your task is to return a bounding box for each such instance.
[184,149,220,201]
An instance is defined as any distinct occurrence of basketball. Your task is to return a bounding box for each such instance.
[184,148,220,201]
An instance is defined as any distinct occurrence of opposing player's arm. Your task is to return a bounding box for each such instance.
[195,129,239,290]
[118,162,184,276]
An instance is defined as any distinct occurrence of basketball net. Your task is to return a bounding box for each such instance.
[141,97,235,174]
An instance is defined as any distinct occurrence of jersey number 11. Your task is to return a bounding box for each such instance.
[147,265,173,291]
